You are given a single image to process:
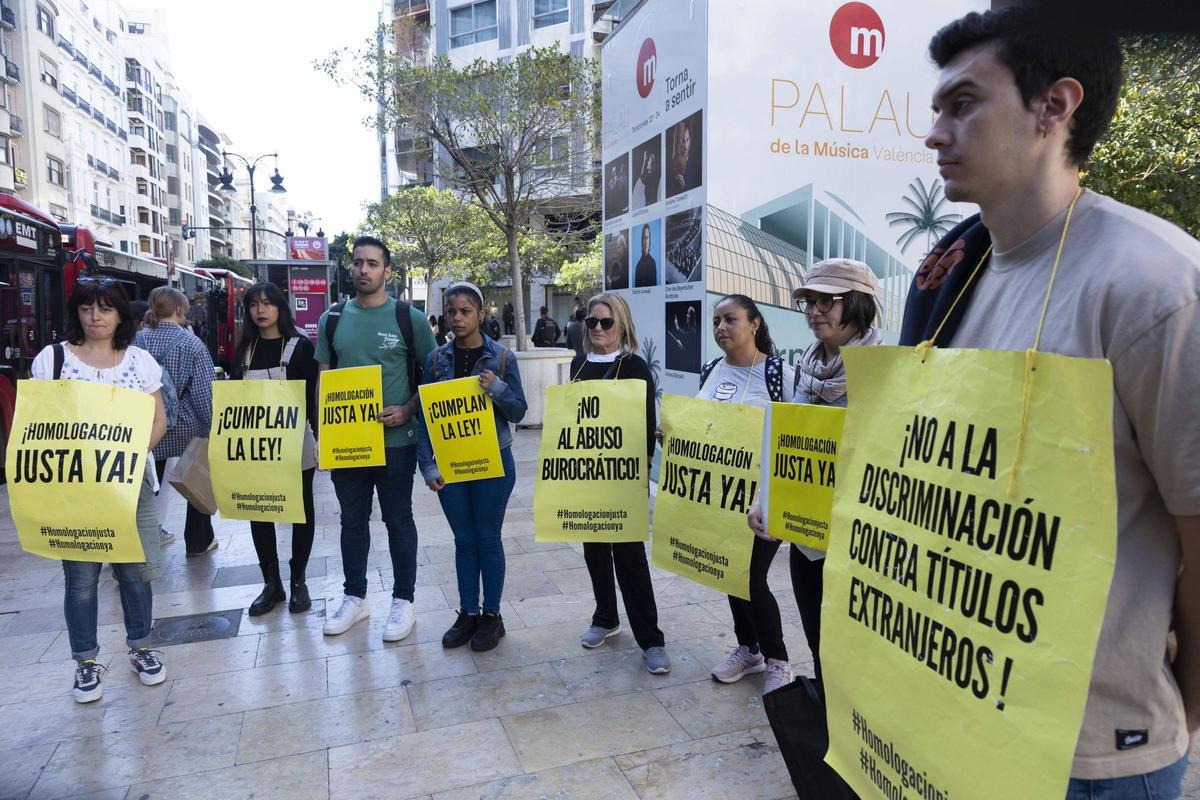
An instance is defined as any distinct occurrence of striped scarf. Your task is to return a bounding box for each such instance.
[794,327,885,405]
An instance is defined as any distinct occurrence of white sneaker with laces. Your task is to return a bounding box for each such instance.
[383,598,415,642]
[762,658,794,695]
[323,595,369,636]
[710,644,767,683]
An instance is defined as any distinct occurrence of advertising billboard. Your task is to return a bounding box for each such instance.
[286,236,328,261]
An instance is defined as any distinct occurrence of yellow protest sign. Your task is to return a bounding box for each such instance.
[765,403,846,550]
[821,346,1116,800]
[319,365,385,469]
[6,380,152,562]
[534,380,649,543]
[210,380,307,522]
[651,394,762,599]
[419,377,504,483]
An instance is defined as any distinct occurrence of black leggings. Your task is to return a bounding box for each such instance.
[727,536,788,661]
[250,468,316,576]
[789,544,825,681]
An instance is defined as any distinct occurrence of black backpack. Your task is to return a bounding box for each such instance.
[699,355,785,402]
[324,299,420,395]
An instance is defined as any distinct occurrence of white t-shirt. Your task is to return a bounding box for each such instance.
[31,343,163,392]
[696,357,794,409]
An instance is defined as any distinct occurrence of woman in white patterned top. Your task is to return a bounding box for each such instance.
[30,277,168,704]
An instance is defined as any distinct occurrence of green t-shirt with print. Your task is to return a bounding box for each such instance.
[315,297,438,447]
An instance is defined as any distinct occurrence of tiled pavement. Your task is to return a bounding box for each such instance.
[0,429,1194,799]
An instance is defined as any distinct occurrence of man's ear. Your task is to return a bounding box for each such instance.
[1039,77,1085,140]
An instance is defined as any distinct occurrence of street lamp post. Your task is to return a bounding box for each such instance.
[296,218,325,239]
[217,151,286,261]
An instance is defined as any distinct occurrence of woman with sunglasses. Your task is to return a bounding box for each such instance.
[573,293,671,674]
[747,259,884,683]
[698,294,797,694]
[230,283,320,616]
[30,277,169,703]
[416,281,526,652]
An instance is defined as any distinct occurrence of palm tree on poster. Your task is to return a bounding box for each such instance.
[641,336,664,410]
[885,177,962,255]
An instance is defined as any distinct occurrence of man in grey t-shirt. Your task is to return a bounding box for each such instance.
[910,7,1199,794]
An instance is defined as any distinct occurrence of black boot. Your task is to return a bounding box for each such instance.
[249,561,286,616]
[288,559,311,614]
[470,611,505,651]
[442,609,478,648]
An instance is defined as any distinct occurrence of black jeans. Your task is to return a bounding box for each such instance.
[583,541,665,650]
[155,456,214,554]
[250,468,317,577]
[727,536,788,661]
[789,544,825,681]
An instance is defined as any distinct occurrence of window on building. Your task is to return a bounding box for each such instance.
[449,0,497,48]
[47,155,64,186]
[39,56,58,88]
[127,22,146,35]
[43,106,61,138]
[165,143,177,164]
[50,203,68,221]
[167,175,179,194]
[163,111,176,131]
[36,6,54,38]
[533,0,568,28]
[0,135,9,165]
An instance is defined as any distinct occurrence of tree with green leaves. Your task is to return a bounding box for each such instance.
[554,235,601,298]
[363,187,502,307]
[195,253,252,279]
[1084,37,1200,238]
[885,177,961,255]
[323,43,600,348]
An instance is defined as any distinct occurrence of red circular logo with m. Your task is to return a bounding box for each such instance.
[636,37,657,98]
[829,2,885,69]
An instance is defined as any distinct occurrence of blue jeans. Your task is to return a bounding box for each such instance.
[331,445,418,600]
[1067,754,1188,799]
[437,447,516,614]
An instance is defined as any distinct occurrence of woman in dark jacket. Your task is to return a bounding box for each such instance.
[572,292,671,675]
[230,283,320,615]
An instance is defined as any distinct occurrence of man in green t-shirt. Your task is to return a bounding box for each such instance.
[315,235,437,641]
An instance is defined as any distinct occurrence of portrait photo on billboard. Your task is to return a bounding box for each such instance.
[664,299,702,374]
[666,110,702,199]
[604,229,630,291]
[665,206,703,284]
[632,219,662,288]
[631,134,662,211]
[603,153,630,220]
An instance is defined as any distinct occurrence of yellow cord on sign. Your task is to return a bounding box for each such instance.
[915,187,1084,497]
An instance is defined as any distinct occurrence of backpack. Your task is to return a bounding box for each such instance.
[53,342,181,428]
[699,355,785,402]
[324,299,419,395]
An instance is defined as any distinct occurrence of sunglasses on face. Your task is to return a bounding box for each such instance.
[77,275,117,287]
[796,295,843,314]
[584,316,616,331]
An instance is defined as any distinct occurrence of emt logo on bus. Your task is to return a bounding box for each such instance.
[636,37,657,98]
[829,2,885,69]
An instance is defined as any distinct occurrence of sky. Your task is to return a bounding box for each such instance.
[156,0,383,235]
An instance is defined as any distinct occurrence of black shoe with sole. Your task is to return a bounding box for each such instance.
[470,611,505,651]
[249,561,286,616]
[442,609,478,648]
[288,560,311,613]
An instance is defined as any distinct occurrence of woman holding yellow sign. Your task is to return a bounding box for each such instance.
[30,278,168,703]
[693,294,796,694]
[748,259,884,682]
[416,281,526,652]
[573,293,671,676]
[230,283,320,616]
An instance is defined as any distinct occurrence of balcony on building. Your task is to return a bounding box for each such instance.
[0,3,15,30]
[127,94,145,120]
[107,165,119,180]
[0,163,13,193]
[57,34,74,55]
[3,60,18,84]
[91,107,104,125]
[88,63,102,82]
[74,50,88,69]
[105,118,117,134]
[62,85,76,104]
[9,114,22,137]
[0,106,9,136]
[96,157,109,174]
[118,127,127,141]
[104,77,118,96]
[77,97,91,115]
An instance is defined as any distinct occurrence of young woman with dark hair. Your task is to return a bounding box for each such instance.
[696,294,797,694]
[31,278,169,702]
[416,281,526,651]
[230,283,320,615]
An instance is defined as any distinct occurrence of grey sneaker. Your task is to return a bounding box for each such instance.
[643,646,671,674]
[580,624,621,649]
[711,645,766,683]
[762,658,794,694]
[159,528,175,546]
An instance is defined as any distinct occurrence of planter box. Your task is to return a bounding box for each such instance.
[512,347,574,428]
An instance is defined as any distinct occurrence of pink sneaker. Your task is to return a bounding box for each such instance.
[711,645,766,683]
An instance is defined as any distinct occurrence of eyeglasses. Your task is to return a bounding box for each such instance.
[77,275,117,287]
[796,294,843,313]
[584,316,616,331]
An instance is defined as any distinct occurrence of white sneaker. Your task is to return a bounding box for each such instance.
[323,595,369,636]
[762,658,794,694]
[383,598,415,642]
